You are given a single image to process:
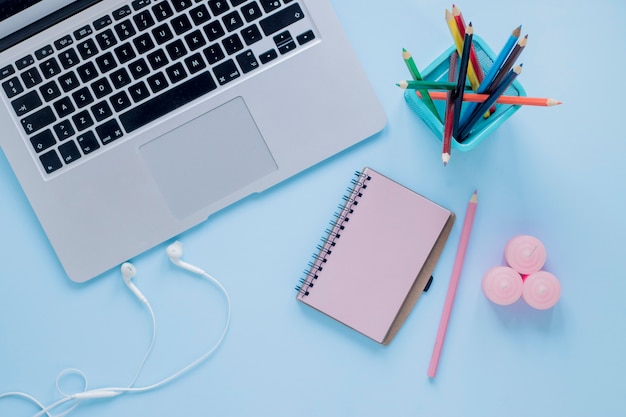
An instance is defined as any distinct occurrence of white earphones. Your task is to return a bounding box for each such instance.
[121,262,147,304]
[166,241,205,275]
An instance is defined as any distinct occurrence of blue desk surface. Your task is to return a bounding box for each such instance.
[2,1,625,416]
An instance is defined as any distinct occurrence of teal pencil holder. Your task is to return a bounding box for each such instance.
[404,36,526,151]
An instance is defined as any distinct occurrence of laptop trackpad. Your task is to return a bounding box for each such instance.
[140,97,278,219]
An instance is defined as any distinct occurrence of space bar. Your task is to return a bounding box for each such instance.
[119,72,217,133]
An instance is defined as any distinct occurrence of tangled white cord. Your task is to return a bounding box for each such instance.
[0,241,231,417]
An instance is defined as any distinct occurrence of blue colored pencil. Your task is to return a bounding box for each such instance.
[457,65,522,141]
[459,25,521,127]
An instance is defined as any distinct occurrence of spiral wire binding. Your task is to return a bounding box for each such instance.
[296,170,372,296]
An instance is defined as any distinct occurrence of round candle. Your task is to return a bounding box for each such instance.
[504,235,547,275]
[522,271,561,310]
[481,266,524,305]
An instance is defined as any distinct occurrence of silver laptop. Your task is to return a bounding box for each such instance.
[0,0,386,282]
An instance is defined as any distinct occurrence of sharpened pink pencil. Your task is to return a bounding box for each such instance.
[428,190,478,378]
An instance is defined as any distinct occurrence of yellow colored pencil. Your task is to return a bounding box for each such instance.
[445,9,479,91]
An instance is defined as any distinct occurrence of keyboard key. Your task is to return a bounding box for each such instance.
[165,62,187,83]
[152,24,174,44]
[236,50,259,73]
[259,48,277,64]
[54,35,73,50]
[114,19,137,40]
[39,58,62,79]
[77,39,98,59]
[189,4,211,25]
[58,140,81,164]
[91,78,113,98]
[241,2,263,22]
[259,3,305,36]
[2,77,24,98]
[112,5,132,20]
[16,55,35,70]
[30,129,56,152]
[95,52,118,73]
[0,65,15,80]
[53,119,75,140]
[213,59,239,85]
[204,21,225,42]
[132,0,152,11]
[72,110,94,131]
[134,33,155,54]
[91,101,113,122]
[73,25,93,40]
[114,42,137,64]
[241,25,262,46]
[34,45,54,60]
[203,43,225,64]
[207,0,230,16]
[147,72,169,93]
[77,131,100,154]
[53,97,75,118]
[171,14,193,35]
[77,61,98,83]
[184,53,207,74]
[21,68,43,88]
[110,91,132,111]
[133,10,155,31]
[128,81,150,102]
[230,0,248,5]
[40,149,63,173]
[110,68,132,88]
[12,90,42,116]
[222,34,244,54]
[147,49,169,70]
[172,0,194,12]
[222,10,244,32]
[93,15,113,30]
[39,81,61,102]
[152,1,174,21]
[96,29,118,50]
[259,0,281,13]
[72,87,94,108]
[96,119,124,145]
[129,58,151,79]
[297,29,315,45]
[58,49,80,69]
[119,71,217,132]
[184,30,207,51]
[22,106,56,134]
[166,40,187,60]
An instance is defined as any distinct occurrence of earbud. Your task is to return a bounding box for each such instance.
[166,241,205,275]
[121,262,147,304]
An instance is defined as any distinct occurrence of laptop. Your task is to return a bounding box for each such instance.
[0,0,385,283]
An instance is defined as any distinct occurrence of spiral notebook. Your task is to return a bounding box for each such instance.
[296,167,455,345]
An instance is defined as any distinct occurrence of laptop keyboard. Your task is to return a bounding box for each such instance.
[0,0,314,175]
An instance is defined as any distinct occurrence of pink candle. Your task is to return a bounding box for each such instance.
[504,235,547,275]
[522,271,561,310]
[481,266,524,305]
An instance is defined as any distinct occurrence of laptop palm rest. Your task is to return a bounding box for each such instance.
[139,97,278,219]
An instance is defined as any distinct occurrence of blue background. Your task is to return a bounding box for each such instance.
[2,1,625,416]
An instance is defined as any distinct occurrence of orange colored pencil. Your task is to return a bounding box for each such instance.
[416,91,562,107]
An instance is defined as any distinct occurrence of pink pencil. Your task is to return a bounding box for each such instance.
[428,190,478,378]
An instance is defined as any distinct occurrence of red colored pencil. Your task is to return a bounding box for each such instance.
[452,5,485,85]
[442,51,458,166]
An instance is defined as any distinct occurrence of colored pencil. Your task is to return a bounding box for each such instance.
[458,65,523,140]
[417,91,561,107]
[445,9,479,91]
[452,5,485,86]
[442,51,458,166]
[459,25,521,126]
[428,190,478,379]
[402,48,441,122]
[487,34,527,94]
[396,80,467,91]
[453,25,473,139]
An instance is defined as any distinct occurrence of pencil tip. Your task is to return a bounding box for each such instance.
[442,153,450,166]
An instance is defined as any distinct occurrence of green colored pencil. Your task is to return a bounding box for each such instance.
[402,48,441,122]
[397,80,469,91]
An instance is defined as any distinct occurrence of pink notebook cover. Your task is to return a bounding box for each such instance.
[297,168,455,345]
